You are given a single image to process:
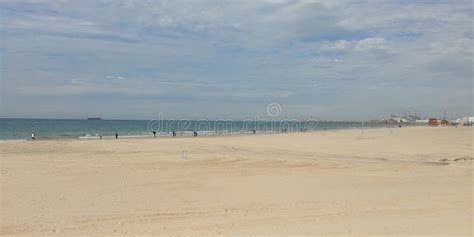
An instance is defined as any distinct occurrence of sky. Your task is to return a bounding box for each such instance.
[0,0,472,120]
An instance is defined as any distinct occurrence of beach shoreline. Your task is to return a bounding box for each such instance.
[0,118,397,141]
[0,124,420,142]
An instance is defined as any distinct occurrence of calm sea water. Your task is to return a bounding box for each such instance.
[0,118,388,140]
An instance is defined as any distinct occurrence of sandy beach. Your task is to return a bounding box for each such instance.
[0,126,472,236]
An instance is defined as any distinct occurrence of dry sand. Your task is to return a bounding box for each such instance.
[1,127,473,236]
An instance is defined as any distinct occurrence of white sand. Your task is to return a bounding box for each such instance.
[1,127,472,236]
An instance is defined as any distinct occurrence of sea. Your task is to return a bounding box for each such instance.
[0,118,390,140]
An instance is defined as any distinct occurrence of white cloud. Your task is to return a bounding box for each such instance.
[354,37,389,51]
[322,40,349,50]
[105,75,127,80]
[68,79,85,85]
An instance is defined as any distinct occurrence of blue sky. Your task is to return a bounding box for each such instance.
[0,0,472,120]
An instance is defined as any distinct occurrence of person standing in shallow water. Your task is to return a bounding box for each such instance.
[115,132,118,139]
[31,132,35,141]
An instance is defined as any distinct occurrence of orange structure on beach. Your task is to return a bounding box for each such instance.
[428,118,439,127]
[440,120,450,126]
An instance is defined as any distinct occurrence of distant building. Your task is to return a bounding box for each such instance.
[387,116,408,123]
[407,115,421,122]
[456,116,474,126]
[415,119,429,124]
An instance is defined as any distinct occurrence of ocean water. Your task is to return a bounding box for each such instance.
[0,118,389,140]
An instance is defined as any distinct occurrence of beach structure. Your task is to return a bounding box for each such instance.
[428,118,438,127]
[440,120,449,126]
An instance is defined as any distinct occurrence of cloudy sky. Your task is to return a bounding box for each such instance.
[0,0,472,120]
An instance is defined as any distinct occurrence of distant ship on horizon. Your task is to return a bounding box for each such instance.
[87,117,101,120]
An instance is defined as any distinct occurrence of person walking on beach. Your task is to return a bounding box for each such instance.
[172,131,177,137]
[152,131,156,138]
[115,132,118,139]
[31,132,35,141]
[193,131,198,137]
